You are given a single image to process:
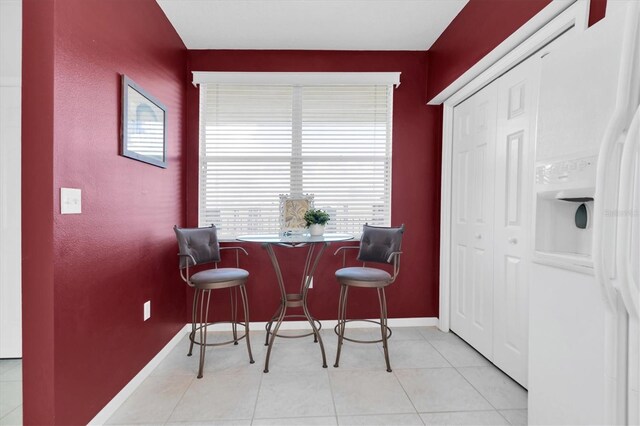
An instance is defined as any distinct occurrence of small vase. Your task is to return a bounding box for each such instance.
[309,224,325,236]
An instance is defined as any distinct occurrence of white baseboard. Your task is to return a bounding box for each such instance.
[245,316,439,331]
[88,317,438,424]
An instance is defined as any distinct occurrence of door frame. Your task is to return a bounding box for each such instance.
[435,0,590,332]
[0,0,23,358]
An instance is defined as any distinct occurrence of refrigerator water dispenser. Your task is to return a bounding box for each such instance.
[534,156,597,271]
[535,195,593,257]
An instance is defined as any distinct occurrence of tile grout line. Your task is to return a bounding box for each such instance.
[0,404,23,424]
[391,329,434,425]
[249,360,266,426]
[425,338,449,361]
[417,408,506,414]
[162,374,196,425]
[390,338,453,425]
[422,338,454,369]
[394,335,502,423]
[149,334,196,425]
[325,359,340,425]
[391,369,426,425]
[156,337,196,426]
[427,335,527,417]
[496,408,528,425]
[453,365,500,412]
[0,379,22,424]
[436,332,507,369]
[0,361,22,382]
[453,362,528,413]
[496,409,515,425]
[394,338,454,425]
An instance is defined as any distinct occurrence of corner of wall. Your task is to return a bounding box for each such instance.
[21,0,57,423]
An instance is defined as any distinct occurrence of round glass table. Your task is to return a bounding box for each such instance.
[236,233,353,373]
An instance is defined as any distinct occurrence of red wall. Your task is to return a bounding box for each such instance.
[588,0,607,26]
[426,0,551,101]
[21,1,56,422]
[22,0,187,424]
[426,0,607,101]
[186,51,442,323]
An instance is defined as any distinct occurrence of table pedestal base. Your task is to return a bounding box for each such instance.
[262,243,328,373]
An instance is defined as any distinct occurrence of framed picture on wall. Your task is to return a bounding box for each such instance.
[121,75,167,168]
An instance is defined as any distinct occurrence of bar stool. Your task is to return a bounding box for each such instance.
[174,225,254,378]
[333,224,404,372]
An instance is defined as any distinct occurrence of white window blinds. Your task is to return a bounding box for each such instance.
[199,79,393,239]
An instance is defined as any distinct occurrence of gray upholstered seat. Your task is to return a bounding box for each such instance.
[190,268,249,288]
[335,266,391,286]
[174,225,254,378]
[334,224,405,372]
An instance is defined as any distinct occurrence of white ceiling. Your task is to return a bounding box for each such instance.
[156,0,468,51]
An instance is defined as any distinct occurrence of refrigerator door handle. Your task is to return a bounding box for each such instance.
[616,104,640,319]
[593,0,640,311]
[618,104,640,426]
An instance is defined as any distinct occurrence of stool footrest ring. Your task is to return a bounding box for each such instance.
[334,319,392,344]
[190,320,248,347]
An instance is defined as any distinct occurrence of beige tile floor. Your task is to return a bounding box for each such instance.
[105,326,528,426]
[0,358,22,425]
[0,327,527,425]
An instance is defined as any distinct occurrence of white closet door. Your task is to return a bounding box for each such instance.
[492,56,541,388]
[450,82,498,359]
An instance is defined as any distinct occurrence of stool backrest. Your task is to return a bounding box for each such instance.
[357,224,405,265]
[174,225,221,268]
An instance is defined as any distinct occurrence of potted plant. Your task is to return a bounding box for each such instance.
[304,209,330,236]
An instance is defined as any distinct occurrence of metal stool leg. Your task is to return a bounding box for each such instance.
[334,285,349,368]
[239,284,255,364]
[188,288,200,357]
[197,289,212,379]
[231,287,239,345]
[377,287,392,372]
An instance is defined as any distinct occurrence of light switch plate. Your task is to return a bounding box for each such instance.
[60,188,82,214]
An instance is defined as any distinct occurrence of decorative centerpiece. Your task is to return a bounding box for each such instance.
[304,209,330,236]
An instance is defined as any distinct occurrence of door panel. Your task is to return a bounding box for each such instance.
[506,131,524,226]
[504,255,523,349]
[456,152,469,224]
[450,81,498,359]
[455,245,467,317]
[472,247,488,328]
[493,56,541,387]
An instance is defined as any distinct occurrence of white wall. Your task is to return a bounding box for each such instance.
[0,0,22,358]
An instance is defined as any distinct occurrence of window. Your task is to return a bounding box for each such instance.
[197,72,398,239]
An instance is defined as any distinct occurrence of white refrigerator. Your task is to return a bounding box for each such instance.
[530,1,639,425]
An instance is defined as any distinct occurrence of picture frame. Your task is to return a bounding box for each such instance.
[279,194,314,235]
[121,75,167,168]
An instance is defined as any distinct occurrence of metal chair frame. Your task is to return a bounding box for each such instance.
[178,245,254,378]
[333,245,402,372]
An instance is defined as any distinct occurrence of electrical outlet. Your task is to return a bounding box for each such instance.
[144,301,151,321]
[307,276,313,289]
